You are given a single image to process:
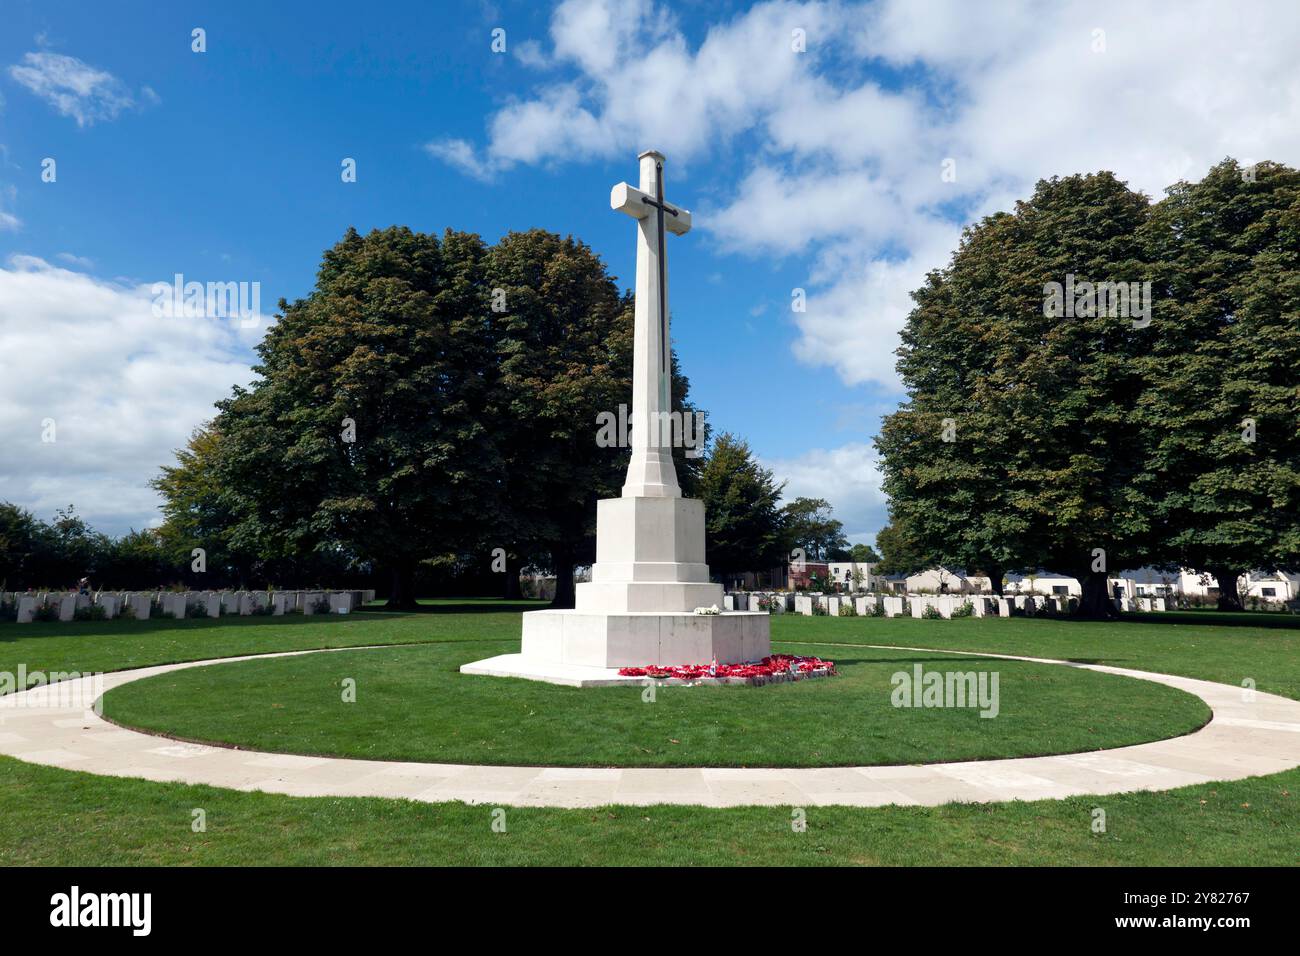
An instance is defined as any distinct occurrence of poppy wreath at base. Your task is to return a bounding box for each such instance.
[618,654,836,683]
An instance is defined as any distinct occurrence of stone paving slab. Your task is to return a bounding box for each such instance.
[1,643,1298,808]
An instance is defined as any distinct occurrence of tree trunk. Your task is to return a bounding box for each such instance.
[384,559,419,610]
[550,544,576,610]
[1074,569,1118,619]
[503,551,523,600]
[1206,565,1244,611]
[987,566,1005,597]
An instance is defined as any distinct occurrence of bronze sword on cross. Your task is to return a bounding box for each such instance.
[611,152,692,379]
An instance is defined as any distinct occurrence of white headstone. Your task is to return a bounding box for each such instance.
[127,594,152,620]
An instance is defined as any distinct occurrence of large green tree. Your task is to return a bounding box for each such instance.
[0,502,43,589]
[695,433,785,579]
[213,226,498,607]
[1140,159,1300,607]
[878,172,1159,616]
[780,497,848,562]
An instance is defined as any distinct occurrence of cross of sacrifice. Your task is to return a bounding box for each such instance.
[610,150,692,498]
[611,150,691,374]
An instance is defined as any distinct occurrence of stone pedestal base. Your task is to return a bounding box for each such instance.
[458,655,645,688]
[459,608,772,686]
[523,608,769,668]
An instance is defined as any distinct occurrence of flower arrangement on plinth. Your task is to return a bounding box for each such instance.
[618,653,836,681]
[693,605,721,615]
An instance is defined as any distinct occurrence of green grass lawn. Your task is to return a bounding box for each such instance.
[1,602,1296,865]
[100,639,1208,768]
[0,756,1292,866]
[768,612,1300,699]
[0,599,545,681]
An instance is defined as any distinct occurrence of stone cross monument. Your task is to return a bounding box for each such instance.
[462,151,770,687]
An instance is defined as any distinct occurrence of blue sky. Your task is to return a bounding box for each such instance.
[2,0,1298,542]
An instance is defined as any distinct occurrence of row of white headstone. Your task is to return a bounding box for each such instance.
[722,592,1168,618]
[3,589,378,624]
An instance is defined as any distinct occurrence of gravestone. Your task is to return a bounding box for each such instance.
[329,592,353,614]
[911,595,939,618]
[882,595,905,617]
[58,594,78,622]
[302,591,324,615]
[96,594,120,619]
[463,151,769,684]
[271,592,291,615]
[16,596,37,623]
[126,594,151,620]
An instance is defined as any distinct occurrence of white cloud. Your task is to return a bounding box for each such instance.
[8,52,154,126]
[424,137,497,181]
[0,184,19,231]
[765,442,887,545]
[55,252,94,269]
[434,0,1300,392]
[0,257,265,534]
[513,39,551,69]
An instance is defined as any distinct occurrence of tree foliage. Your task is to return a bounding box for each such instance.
[780,496,849,562]
[877,161,1300,615]
[695,433,785,577]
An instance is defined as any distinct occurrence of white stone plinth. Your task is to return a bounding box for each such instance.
[461,607,772,687]
[459,655,646,688]
[577,496,722,613]
[518,608,769,668]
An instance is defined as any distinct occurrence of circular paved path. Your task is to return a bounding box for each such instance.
[2,643,1299,808]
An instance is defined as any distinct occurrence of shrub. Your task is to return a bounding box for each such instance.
[810,601,828,616]
[756,595,773,612]
[0,600,16,622]
[866,601,885,617]
[186,601,208,619]
[33,601,61,623]
[119,604,137,620]
[311,597,331,615]
[73,604,108,622]
[951,600,975,619]
[921,604,943,620]
[838,602,857,617]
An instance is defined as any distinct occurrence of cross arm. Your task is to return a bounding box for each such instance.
[610,182,692,235]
